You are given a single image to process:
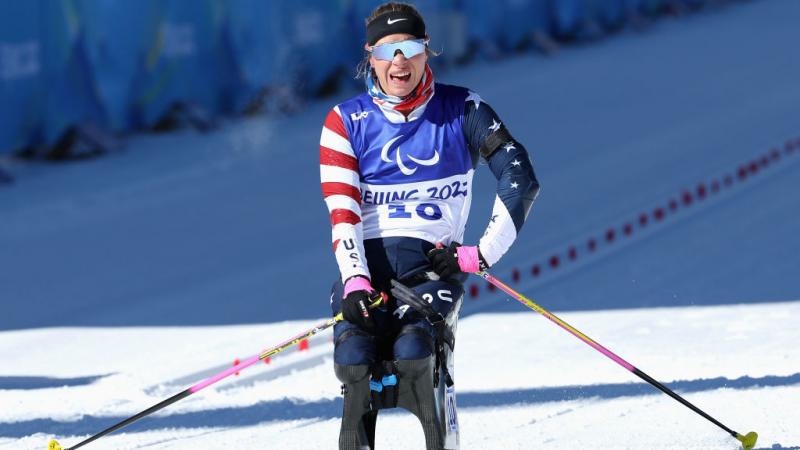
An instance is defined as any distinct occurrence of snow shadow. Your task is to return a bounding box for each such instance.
[0,374,109,390]
[456,372,800,407]
[3,372,798,439]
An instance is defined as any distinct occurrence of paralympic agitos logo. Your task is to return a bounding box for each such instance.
[381,135,440,176]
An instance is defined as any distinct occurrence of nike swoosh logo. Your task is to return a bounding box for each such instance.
[387,18,408,25]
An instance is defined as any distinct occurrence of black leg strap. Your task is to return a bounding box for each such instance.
[369,360,399,410]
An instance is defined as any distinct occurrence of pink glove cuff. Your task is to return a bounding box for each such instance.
[456,245,481,273]
[343,276,373,297]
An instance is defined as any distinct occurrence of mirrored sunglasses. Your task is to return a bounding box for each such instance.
[369,39,428,61]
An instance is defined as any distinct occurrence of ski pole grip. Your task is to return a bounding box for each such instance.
[371,291,388,307]
[334,292,386,323]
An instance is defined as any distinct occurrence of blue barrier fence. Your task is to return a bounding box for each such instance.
[0,0,708,156]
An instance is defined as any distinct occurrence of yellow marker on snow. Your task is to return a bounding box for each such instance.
[736,431,758,450]
[47,440,62,450]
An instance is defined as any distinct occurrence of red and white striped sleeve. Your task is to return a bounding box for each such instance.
[320,106,370,283]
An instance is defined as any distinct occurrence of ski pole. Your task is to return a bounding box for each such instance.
[48,294,386,450]
[475,271,758,450]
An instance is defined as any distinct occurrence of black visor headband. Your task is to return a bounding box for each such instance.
[366,11,426,45]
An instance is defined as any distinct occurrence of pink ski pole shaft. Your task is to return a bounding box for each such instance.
[49,294,385,450]
[476,271,756,450]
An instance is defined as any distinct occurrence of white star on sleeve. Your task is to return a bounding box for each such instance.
[503,142,516,152]
[511,159,521,166]
[489,119,501,132]
[511,181,519,189]
[466,91,483,109]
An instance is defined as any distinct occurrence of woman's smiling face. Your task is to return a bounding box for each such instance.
[367,33,428,98]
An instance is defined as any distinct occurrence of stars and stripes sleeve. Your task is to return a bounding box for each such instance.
[462,93,540,267]
[320,106,371,283]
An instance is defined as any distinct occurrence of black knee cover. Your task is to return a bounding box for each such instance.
[394,323,434,360]
[334,363,370,385]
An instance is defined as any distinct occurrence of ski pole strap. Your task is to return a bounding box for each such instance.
[391,280,456,387]
[389,279,455,348]
[433,319,455,351]
[389,280,456,387]
[435,333,455,388]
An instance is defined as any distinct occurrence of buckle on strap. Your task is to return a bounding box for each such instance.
[369,361,399,410]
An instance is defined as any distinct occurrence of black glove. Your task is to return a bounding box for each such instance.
[342,289,375,330]
[428,242,488,279]
[427,242,464,279]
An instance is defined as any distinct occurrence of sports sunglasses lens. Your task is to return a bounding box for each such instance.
[372,40,426,61]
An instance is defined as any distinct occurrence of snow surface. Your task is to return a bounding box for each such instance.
[2,303,799,449]
[2,1,799,449]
